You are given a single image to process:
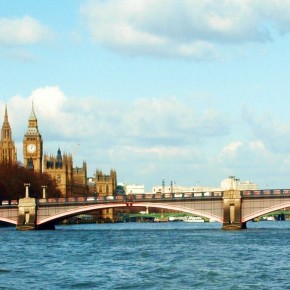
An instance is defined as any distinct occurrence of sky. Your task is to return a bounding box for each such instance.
[1,0,290,191]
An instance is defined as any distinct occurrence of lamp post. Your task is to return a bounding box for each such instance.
[24,183,30,198]
[41,185,47,199]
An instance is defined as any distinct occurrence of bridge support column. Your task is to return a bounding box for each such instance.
[16,197,37,230]
[223,190,246,230]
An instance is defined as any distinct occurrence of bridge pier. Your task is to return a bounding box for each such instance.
[16,197,37,230]
[223,190,246,230]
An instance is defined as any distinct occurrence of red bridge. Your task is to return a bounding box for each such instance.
[1,189,290,230]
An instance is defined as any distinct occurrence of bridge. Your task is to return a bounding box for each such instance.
[1,188,290,230]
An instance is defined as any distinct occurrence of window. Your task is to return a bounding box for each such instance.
[56,175,61,184]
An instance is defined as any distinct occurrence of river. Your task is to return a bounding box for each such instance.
[1,221,290,289]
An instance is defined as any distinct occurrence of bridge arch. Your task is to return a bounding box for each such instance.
[242,201,290,222]
[0,217,17,225]
[37,202,223,226]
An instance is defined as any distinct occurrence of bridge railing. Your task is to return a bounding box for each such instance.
[4,189,290,206]
[37,191,224,205]
[241,189,290,197]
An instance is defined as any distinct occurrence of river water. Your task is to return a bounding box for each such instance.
[1,221,290,290]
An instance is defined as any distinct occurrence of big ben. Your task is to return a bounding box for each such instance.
[23,103,43,173]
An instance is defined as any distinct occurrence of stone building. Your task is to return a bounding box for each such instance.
[73,164,88,196]
[0,105,17,164]
[43,148,88,197]
[89,169,117,221]
[95,169,117,196]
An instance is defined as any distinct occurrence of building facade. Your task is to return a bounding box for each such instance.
[23,104,43,173]
[152,176,258,194]
[43,148,88,197]
[95,169,117,196]
[89,169,117,221]
[0,106,17,164]
[220,176,258,191]
[125,184,145,195]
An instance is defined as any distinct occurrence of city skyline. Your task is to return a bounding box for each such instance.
[1,1,290,191]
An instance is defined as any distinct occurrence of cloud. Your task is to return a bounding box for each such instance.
[217,139,290,188]
[80,0,290,59]
[220,140,268,162]
[3,86,290,188]
[242,107,290,153]
[121,97,230,147]
[1,86,231,182]
[221,141,243,156]
[8,87,229,146]
[0,48,36,62]
[0,16,53,46]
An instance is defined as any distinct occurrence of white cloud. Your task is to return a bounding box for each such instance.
[0,16,53,46]
[220,140,269,161]
[248,141,265,150]
[243,107,290,153]
[1,86,231,186]
[80,0,290,59]
[221,141,243,155]
[3,86,229,145]
[217,139,290,188]
[3,86,290,189]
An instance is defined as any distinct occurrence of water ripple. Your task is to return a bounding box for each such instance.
[1,222,290,289]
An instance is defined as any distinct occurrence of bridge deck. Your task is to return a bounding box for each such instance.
[2,189,290,229]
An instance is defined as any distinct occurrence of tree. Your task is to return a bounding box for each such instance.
[0,163,61,200]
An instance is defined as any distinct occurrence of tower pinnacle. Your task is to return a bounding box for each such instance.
[0,105,17,164]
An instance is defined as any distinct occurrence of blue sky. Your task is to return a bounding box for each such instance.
[1,0,290,191]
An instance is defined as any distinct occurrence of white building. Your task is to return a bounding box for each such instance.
[152,185,194,194]
[151,185,220,194]
[125,184,145,195]
[151,176,258,194]
[220,176,258,190]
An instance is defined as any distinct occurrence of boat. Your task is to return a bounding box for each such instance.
[266,216,275,221]
[183,216,204,223]
[168,216,185,222]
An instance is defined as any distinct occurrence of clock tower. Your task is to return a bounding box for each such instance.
[23,103,43,173]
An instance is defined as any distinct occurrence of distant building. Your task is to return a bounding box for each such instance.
[125,184,145,195]
[0,105,17,164]
[152,185,195,194]
[94,169,117,196]
[43,148,88,197]
[220,176,258,191]
[89,169,117,221]
[152,176,258,194]
[151,185,221,194]
[87,177,97,195]
[73,164,88,195]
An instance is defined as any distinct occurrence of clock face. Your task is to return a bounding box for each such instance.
[27,144,36,153]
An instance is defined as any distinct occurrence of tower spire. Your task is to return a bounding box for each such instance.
[26,101,39,134]
[0,105,17,164]
[4,104,8,123]
[2,104,11,140]
[29,100,37,122]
